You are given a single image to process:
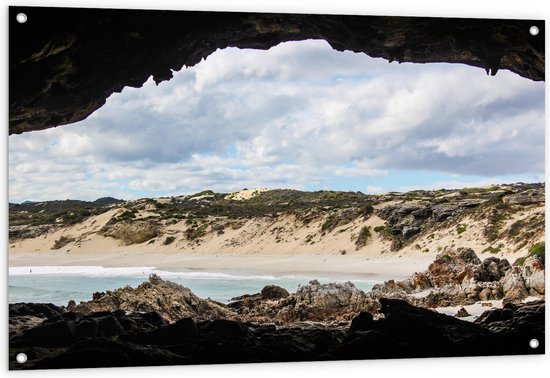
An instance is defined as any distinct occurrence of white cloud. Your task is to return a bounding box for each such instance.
[8,40,545,202]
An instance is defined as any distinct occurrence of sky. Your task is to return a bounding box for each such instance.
[8,39,545,202]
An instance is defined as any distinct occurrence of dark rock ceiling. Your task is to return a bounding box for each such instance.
[9,7,545,135]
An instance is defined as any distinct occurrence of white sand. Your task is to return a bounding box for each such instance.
[8,250,433,281]
[226,188,269,201]
[435,296,542,322]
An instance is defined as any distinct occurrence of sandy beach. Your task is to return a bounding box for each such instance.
[9,198,536,281]
[8,250,434,281]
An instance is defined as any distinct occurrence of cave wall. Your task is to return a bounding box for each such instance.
[9,6,545,135]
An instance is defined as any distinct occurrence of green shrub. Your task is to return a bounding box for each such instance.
[507,220,524,237]
[355,226,371,249]
[483,206,509,242]
[456,225,467,234]
[374,225,391,234]
[52,236,75,250]
[321,215,338,232]
[163,236,176,245]
[118,210,136,220]
[360,204,374,218]
[185,224,207,240]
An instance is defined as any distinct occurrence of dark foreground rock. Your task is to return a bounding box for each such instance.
[9,303,66,338]
[9,298,544,370]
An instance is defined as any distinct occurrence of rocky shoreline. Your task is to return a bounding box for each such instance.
[9,247,545,369]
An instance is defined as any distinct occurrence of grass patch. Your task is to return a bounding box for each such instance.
[507,220,524,237]
[483,243,505,254]
[484,205,510,242]
[515,242,545,266]
[456,224,467,234]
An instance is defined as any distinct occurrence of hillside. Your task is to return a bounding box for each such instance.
[8,183,545,260]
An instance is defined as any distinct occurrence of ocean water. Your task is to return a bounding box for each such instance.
[9,266,379,306]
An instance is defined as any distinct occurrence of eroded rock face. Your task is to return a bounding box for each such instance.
[9,7,544,134]
[503,188,545,205]
[427,248,481,288]
[100,220,160,245]
[522,256,545,295]
[294,281,373,321]
[229,281,378,323]
[377,200,487,241]
[68,274,232,322]
[501,266,529,303]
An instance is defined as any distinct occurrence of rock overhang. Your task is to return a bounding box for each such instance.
[9,6,545,135]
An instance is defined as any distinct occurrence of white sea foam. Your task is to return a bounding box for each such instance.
[8,265,375,283]
[9,266,379,305]
[9,266,291,281]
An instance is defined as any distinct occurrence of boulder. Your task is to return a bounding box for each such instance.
[261,285,290,300]
[428,248,480,288]
[201,319,253,340]
[500,267,529,303]
[475,300,545,347]
[402,226,420,238]
[294,281,371,321]
[9,303,64,318]
[411,272,432,292]
[349,312,374,332]
[475,257,511,282]
[455,307,470,317]
[522,256,545,295]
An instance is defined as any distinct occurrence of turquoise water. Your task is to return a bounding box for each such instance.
[8,266,379,306]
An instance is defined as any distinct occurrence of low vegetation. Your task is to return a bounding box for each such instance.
[163,236,176,245]
[355,226,372,249]
[51,236,75,250]
[483,243,504,254]
[9,199,119,228]
[9,184,544,257]
[515,242,545,266]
